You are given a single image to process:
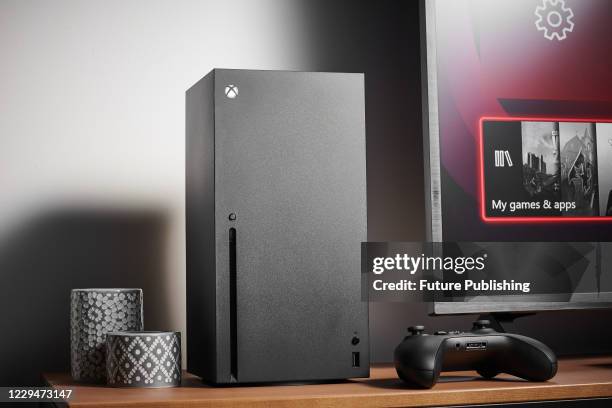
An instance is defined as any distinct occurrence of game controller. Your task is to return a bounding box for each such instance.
[394,320,557,388]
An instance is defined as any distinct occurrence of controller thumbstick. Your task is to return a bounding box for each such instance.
[408,325,425,335]
[473,320,490,329]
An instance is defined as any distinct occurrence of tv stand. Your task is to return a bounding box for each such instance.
[477,312,535,332]
[44,355,612,407]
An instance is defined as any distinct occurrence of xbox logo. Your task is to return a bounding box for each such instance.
[225,84,239,99]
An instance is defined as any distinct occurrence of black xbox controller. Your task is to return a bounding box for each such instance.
[394,320,557,388]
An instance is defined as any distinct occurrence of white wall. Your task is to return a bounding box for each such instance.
[0,0,311,374]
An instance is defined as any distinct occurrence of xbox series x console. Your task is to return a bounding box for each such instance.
[186,69,369,384]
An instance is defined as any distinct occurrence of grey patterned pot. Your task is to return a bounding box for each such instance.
[70,288,143,383]
[106,331,181,387]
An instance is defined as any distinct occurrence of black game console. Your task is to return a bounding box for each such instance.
[394,320,557,388]
[186,69,369,384]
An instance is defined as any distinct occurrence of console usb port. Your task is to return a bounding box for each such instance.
[352,352,360,367]
[466,341,487,350]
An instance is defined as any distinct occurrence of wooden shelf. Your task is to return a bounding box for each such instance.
[44,355,612,407]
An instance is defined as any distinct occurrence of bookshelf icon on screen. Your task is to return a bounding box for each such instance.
[494,150,513,167]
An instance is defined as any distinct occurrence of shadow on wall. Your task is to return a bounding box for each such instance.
[0,208,168,386]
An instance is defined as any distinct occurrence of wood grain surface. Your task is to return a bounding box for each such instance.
[44,355,612,407]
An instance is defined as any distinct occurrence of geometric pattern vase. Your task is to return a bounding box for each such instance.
[70,288,143,383]
[106,331,181,387]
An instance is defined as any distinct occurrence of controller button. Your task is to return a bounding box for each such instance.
[408,325,425,335]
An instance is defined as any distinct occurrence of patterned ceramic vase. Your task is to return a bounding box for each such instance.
[70,288,143,383]
[106,331,181,387]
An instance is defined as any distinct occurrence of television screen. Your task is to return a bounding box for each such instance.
[426,0,612,241]
[422,0,612,312]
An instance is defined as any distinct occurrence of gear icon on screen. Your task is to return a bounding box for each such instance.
[535,0,574,41]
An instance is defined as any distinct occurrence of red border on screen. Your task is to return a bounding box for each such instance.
[479,116,612,223]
